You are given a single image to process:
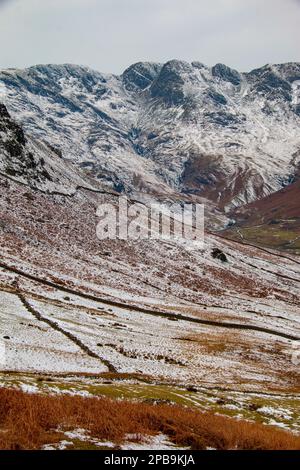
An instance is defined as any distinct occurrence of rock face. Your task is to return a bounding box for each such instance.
[0,103,26,155]
[0,61,300,211]
[0,103,47,182]
[212,63,241,86]
[150,60,193,105]
[122,62,162,91]
[0,103,97,194]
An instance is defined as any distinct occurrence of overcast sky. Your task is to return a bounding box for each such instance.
[0,0,299,74]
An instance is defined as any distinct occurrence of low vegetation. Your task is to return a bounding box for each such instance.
[0,388,300,450]
[225,225,300,255]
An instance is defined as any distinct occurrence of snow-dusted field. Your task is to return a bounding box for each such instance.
[0,172,299,434]
[0,180,299,390]
[0,277,299,390]
[0,290,104,373]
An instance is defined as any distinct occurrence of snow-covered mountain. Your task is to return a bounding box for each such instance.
[1,62,300,435]
[0,60,300,211]
[0,102,103,195]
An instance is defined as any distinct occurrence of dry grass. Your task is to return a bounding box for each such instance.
[0,388,300,450]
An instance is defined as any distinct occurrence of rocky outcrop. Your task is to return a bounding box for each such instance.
[212,63,241,86]
[0,103,50,181]
[0,102,97,194]
[122,62,162,91]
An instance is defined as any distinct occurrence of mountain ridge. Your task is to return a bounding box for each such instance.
[0,60,300,224]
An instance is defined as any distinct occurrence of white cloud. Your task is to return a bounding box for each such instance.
[0,0,299,73]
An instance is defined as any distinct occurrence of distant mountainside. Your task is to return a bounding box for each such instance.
[224,178,300,254]
[233,179,300,224]
[0,102,97,194]
[0,60,300,216]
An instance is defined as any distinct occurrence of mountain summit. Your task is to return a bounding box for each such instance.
[0,61,299,214]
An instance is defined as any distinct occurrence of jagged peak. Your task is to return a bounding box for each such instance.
[2,60,300,83]
[161,59,194,72]
[1,63,109,84]
[191,61,208,70]
[122,62,162,91]
[212,63,241,86]
[149,60,195,105]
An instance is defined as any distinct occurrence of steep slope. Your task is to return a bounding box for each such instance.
[1,61,300,211]
[0,102,103,194]
[233,179,300,224]
[223,178,300,254]
[1,169,300,392]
